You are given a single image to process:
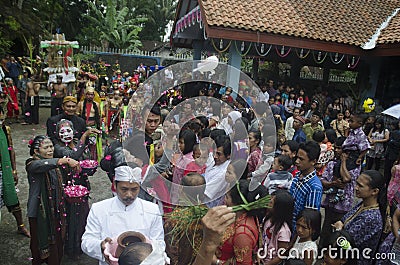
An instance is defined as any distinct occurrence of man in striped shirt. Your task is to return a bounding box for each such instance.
[289,141,323,232]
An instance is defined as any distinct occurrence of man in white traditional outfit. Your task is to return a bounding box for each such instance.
[81,165,164,265]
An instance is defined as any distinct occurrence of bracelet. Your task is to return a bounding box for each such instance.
[12,170,17,174]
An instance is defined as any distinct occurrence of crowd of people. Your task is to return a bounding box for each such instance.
[0,54,400,265]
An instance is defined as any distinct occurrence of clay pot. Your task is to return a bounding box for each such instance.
[115,231,146,257]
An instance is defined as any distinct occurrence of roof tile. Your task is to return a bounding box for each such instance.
[200,0,400,46]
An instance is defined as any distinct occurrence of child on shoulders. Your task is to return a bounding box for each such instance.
[264,155,293,194]
[341,113,370,171]
[183,144,208,176]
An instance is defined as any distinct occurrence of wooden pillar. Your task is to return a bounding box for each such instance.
[227,44,242,93]
[323,67,330,86]
[364,57,382,98]
[192,40,203,60]
[290,58,301,85]
[252,59,259,81]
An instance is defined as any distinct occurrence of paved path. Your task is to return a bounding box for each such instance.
[0,108,111,265]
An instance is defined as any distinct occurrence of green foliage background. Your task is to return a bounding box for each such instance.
[0,0,177,56]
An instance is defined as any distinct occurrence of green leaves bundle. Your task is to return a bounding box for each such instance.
[164,195,271,244]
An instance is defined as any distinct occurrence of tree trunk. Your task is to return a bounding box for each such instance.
[17,0,24,10]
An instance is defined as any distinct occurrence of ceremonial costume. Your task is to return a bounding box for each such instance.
[0,125,21,223]
[4,83,19,118]
[50,97,63,117]
[46,113,86,142]
[26,158,66,265]
[25,95,40,124]
[78,94,101,161]
[54,137,90,258]
[107,104,120,132]
[96,63,107,89]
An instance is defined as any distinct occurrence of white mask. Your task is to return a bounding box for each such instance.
[59,126,74,143]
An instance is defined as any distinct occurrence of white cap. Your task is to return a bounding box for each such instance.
[114,166,142,183]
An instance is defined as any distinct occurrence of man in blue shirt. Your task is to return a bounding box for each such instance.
[289,141,323,232]
[292,116,307,144]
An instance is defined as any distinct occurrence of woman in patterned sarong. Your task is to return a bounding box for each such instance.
[333,170,386,265]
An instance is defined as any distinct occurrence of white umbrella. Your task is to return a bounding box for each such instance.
[382,104,400,119]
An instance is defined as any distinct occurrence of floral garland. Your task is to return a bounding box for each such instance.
[312,50,328,64]
[211,38,232,53]
[234,41,252,57]
[275,46,292,58]
[346,55,360,69]
[295,48,311,59]
[254,43,273,57]
[329,52,345,65]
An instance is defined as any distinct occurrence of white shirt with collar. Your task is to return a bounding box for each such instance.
[204,159,230,204]
[81,196,164,265]
[285,116,295,140]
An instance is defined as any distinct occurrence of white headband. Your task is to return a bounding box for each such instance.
[114,166,142,183]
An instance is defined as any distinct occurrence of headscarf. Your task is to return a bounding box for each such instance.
[63,96,77,104]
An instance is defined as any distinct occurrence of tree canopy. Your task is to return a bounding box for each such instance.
[0,0,177,56]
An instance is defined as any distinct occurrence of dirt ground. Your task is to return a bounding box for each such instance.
[0,107,111,265]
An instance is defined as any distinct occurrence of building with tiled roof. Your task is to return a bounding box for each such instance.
[173,0,400,54]
[171,0,400,106]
